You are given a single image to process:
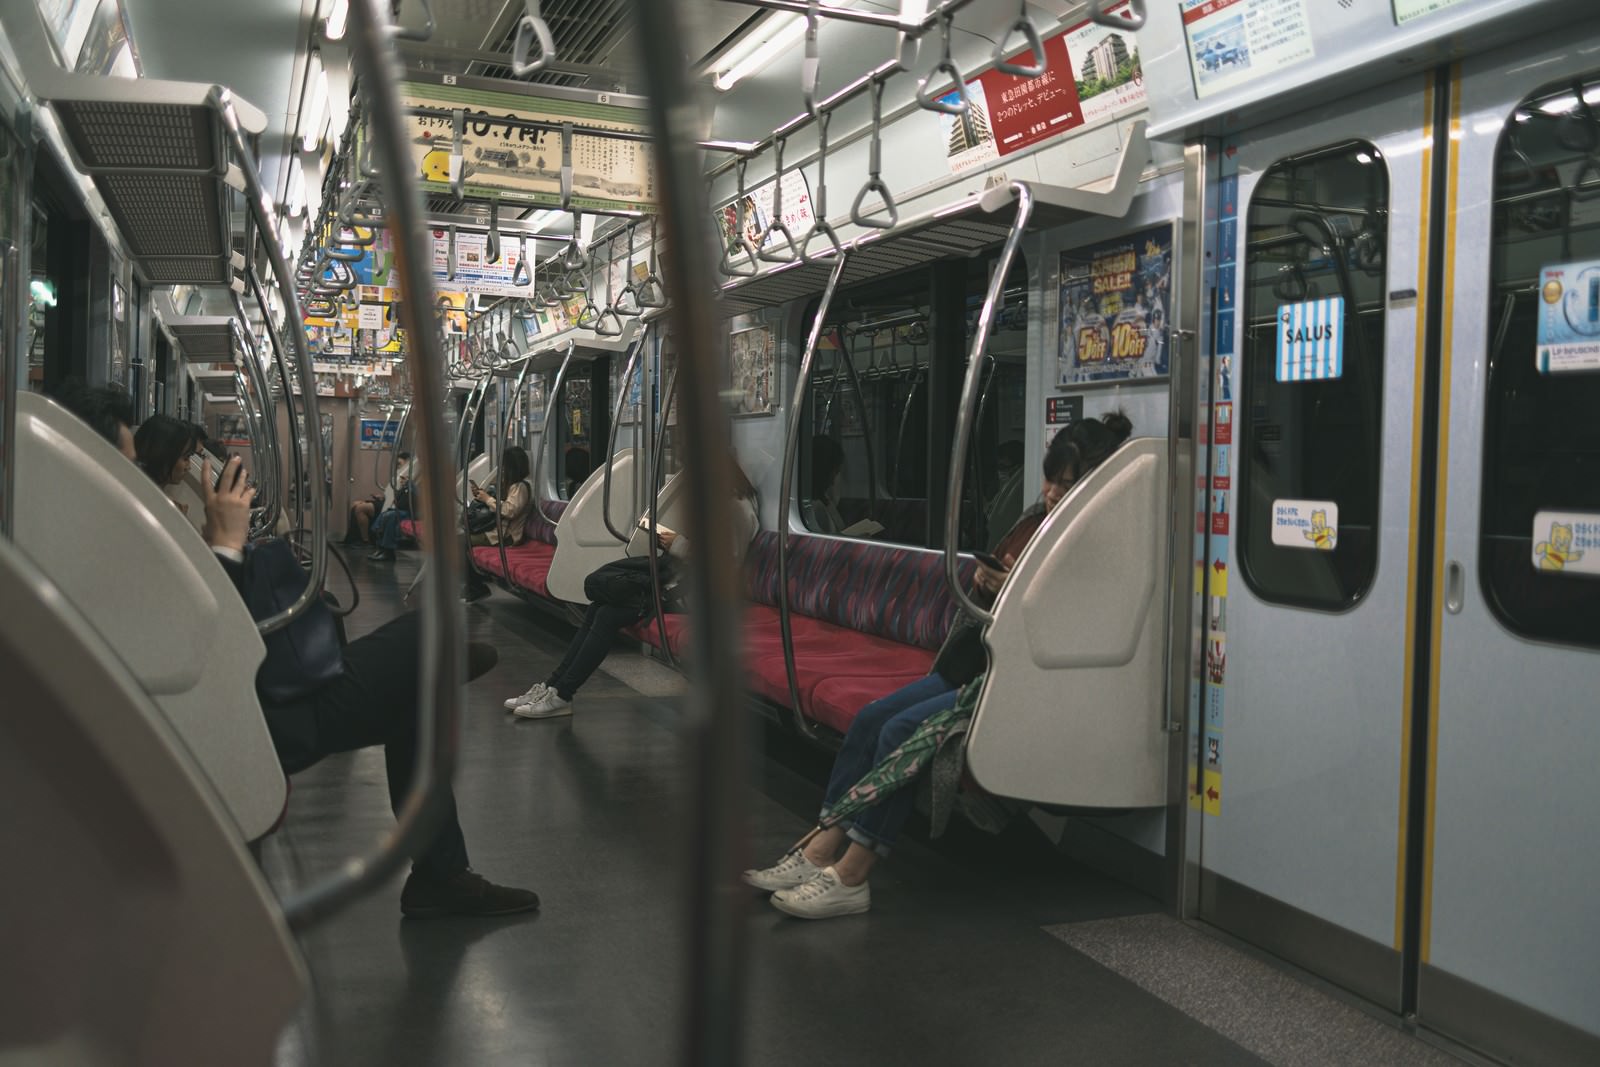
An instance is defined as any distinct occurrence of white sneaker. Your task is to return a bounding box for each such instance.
[513,690,572,719]
[504,682,552,710]
[742,849,826,892]
[770,867,870,919]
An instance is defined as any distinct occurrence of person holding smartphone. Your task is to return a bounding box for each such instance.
[744,411,1132,919]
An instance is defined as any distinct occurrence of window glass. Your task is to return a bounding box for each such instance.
[798,254,1027,550]
[1480,77,1600,649]
[1239,141,1388,609]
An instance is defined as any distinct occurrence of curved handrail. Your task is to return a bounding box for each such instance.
[280,0,462,930]
[602,335,645,543]
[644,365,679,669]
[227,295,282,535]
[213,89,327,636]
[231,369,271,535]
[1089,0,1146,30]
[776,254,848,740]
[943,181,1032,626]
[532,341,577,524]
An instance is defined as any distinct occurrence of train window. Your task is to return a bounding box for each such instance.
[1239,141,1388,610]
[798,253,1027,551]
[1479,77,1600,650]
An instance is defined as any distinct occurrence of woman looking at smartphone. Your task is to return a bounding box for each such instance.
[742,411,1132,919]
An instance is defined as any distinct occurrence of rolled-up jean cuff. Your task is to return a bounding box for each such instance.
[844,823,893,858]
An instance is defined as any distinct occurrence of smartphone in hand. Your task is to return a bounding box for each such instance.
[972,550,1009,572]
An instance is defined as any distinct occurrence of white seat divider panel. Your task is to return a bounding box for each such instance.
[966,438,1170,809]
[14,393,287,840]
[547,452,640,604]
[0,538,304,1067]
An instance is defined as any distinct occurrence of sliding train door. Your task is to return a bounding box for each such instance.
[1194,79,1430,1011]
[1418,38,1600,1062]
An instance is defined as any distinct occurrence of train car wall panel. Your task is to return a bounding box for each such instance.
[1421,34,1600,1046]
[1197,81,1429,960]
[1141,0,1596,139]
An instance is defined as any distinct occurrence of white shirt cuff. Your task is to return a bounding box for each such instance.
[212,546,245,564]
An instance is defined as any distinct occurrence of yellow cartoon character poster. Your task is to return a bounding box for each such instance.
[1303,509,1336,551]
[1531,511,1600,577]
[1534,521,1584,572]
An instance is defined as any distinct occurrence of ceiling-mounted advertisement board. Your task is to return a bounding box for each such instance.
[394,72,654,213]
[1180,0,1314,100]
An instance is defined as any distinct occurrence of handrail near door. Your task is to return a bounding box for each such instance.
[492,353,538,593]
[211,90,327,636]
[602,335,645,544]
[942,181,1032,625]
[227,297,282,537]
[645,366,680,669]
[373,402,399,489]
[777,254,849,740]
[532,341,577,525]
[280,0,464,930]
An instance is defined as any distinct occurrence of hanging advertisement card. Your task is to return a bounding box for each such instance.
[428,229,535,298]
[395,73,653,212]
[945,30,1083,175]
[1536,259,1600,373]
[1065,3,1146,125]
[715,170,814,261]
[1180,0,1314,100]
[1057,223,1173,385]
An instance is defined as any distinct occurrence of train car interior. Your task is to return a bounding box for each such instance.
[1,0,1597,1065]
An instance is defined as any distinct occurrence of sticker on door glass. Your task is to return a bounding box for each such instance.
[1275,296,1344,381]
[1180,0,1314,100]
[1532,511,1600,576]
[1271,499,1337,550]
[1537,261,1600,374]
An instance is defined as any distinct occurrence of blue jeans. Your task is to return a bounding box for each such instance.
[372,508,410,550]
[821,674,957,856]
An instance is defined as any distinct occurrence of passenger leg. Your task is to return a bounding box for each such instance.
[517,602,645,718]
[262,612,538,918]
[463,532,491,602]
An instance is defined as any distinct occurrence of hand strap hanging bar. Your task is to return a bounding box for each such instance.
[511,0,556,77]
[447,224,458,280]
[993,0,1046,78]
[851,76,899,229]
[614,224,642,316]
[576,248,602,328]
[594,236,625,336]
[486,199,502,264]
[391,0,436,40]
[559,121,574,209]
[915,11,969,115]
[638,218,668,307]
[1089,0,1145,29]
[942,182,1032,625]
[798,109,842,261]
[802,0,821,116]
[449,108,466,200]
[562,207,587,270]
[719,157,760,276]
[757,136,801,264]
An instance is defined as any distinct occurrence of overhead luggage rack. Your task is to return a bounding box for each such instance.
[716,121,1149,317]
[0,0,268,286]
[166,315,244,363]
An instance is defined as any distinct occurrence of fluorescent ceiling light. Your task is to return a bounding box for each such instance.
[323,0,348,41]
[300,50,329,152]
[527,209,564,232]
[712,2,848,93]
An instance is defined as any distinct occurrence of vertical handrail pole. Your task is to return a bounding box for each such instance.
[645,367,680,669]
[777,254,847,739]
[630,0,749,1060]
[281,0,463,928]
[374,401,398,488]
[0,243,16,540]
[245,268,296,538]
[212,89,327,633]
[228,307,283,536]
[942,182,1032,626]
[533,341,576,524]
[494,353,537,585]
[602,335,644,543]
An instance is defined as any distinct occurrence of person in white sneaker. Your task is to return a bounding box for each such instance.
[747,415,1134,919]
[508,459,761,719]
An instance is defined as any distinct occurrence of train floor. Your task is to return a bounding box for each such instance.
[265,552,1472,1067]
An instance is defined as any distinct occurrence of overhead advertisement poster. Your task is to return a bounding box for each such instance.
[1058,223,1173,385]
[427,228,535,299]
[1392,0,1472,25]
[394,72,654,213]
[1180,0,1314,100]
[1065,2,1147,125]
[714,170,814,262]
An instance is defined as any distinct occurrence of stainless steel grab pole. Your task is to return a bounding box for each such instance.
[942,181,1032,626]
[601,335,644,544]
[227,307,282,537]
[493,354,537,587]
[645,367,680,670]
[374,402,399,489]
[629,0,749,1061]
[212,89,327,635]
[532,341,576,525]
[776,254,848,741]
[281,0,464,929]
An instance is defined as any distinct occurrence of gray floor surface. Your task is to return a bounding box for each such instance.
[264,552,1462,1067]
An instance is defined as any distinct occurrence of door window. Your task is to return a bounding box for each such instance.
[1239,141,1389,610]
[1480,76,1600,649]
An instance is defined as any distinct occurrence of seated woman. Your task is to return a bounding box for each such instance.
[347,451,411,547]
[368,454,415,563]
[133,414,203,515]
[801,435,846,535]
[505,457,761,719]
[744,411,1133,919]
[463,446,533,602]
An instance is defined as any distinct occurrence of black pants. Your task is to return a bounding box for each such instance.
[547,600,648,699]
[262,612,485,880]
